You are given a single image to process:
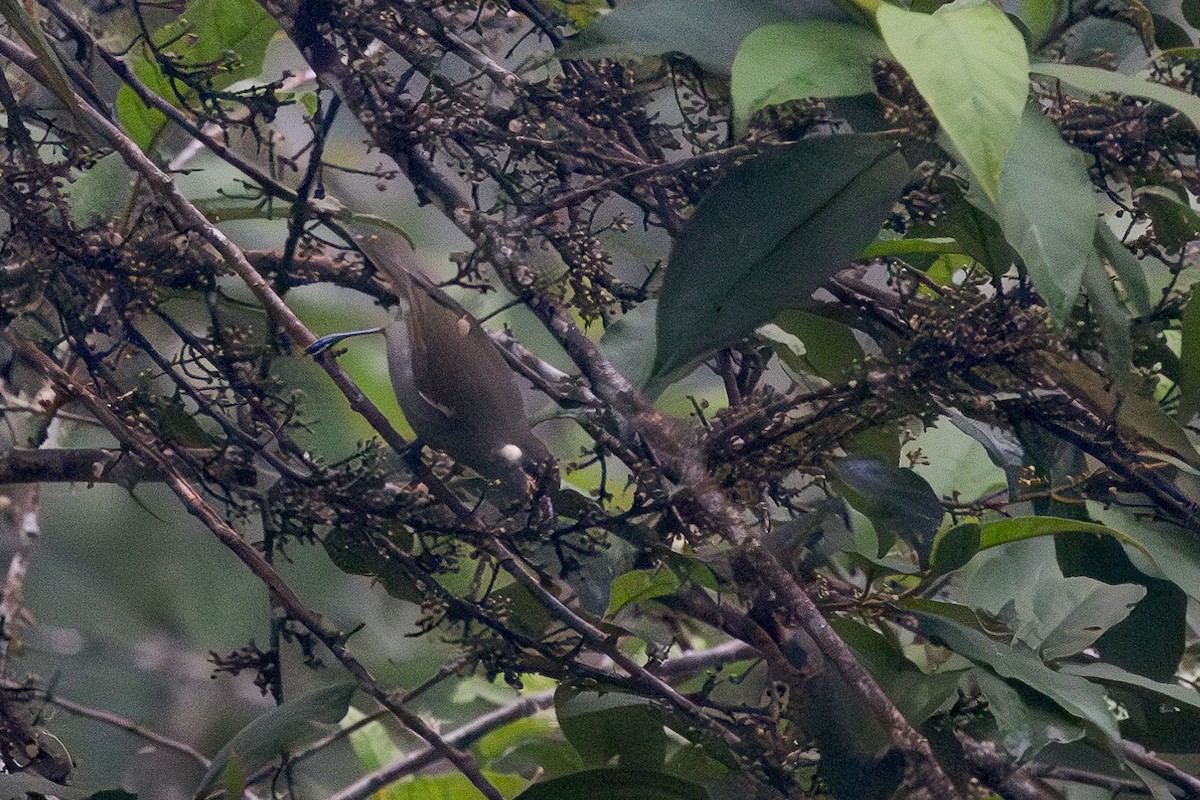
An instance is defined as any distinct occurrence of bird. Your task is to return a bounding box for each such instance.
[308,241,553,504]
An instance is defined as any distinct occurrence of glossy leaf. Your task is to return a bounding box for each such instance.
[929,522,981,573]
[878,0,1029,202]
[376,772,529,800]
[515,768,709,800]
[1032,61,1200,131]
[194,682,356,799]
[731,22,885,133]
[914,611,1120,740]
[653,134,908,380]
[996,106,1100,320]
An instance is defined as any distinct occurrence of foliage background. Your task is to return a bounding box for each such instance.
[3,0,1200,798]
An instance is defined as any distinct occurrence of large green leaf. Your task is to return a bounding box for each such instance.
[1032,61,1200,131]
[193,682,356,799]
[653,134,908,380]
[970,668,1086,759]
[730,22,885,133]
[556,689,670,771]
[116,0,277,150]
[515,768,709,800]
[771,309,864,382]
[948,537,1145,661]
[877,0,1029,202]
[913,611,1120,740]
[995,106,1101,320]
[931,515,1160,575]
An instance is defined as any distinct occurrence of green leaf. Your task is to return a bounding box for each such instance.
[606,568,681,616]
[1047,355,1200,469]
[1095,223,1153,316]
[1036,581,1145,661]
[996,105,1100,320]
[771,310,864,382]
[653,134,908,381]
[193,682,356,799]
[878,0,1029,202]
[1134,185,1200,254]
[970,667,1086,759]
[830,458,944,561]
[600,299,659,394]
[951,536,1145,661]
[972,516,1155,564]
[376,772,529,800]
[343,707,403,773]
[913,611,1120,740]
[65,153,134,228]
[556,0,793,73]
[1180,288,1200,421]
[861,237,964,259]
[1088,502,1200,603]
[930,522,982,573]
[1032,61,1200,132]
[556,690,670,772]
[1060,662,1200,713]
[116,0,277,149]
[514,768,709,800]
[730,22,885,134]
[1022,0,1061,44]
[1081,255,1134,388]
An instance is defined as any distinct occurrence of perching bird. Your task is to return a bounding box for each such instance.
[309,241,552,503]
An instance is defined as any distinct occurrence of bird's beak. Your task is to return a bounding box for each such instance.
[306,326,387,355]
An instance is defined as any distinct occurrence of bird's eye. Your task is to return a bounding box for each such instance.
[498,444,523,463]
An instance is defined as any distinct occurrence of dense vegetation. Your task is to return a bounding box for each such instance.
[2,0,1200,797]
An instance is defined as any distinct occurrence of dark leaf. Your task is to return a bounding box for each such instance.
[654,134,908,381]
[555,689,670,771]
[913,610,1120,740]
[830,457,943,561]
